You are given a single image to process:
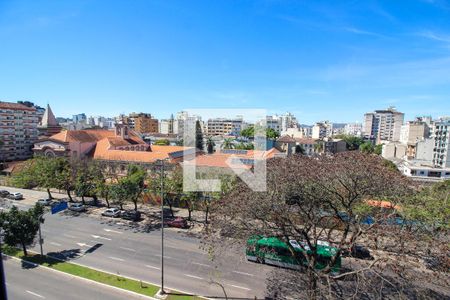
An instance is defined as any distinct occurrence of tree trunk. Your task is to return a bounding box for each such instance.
[46,188,53,199]
[134,200,138,211]
[307,267,318,300]
[93,194,98,206]
[120,203,123,210]
[105,195,110,208]
[22,242,28,256]
[168,200,174,217]
[67,190,73,201]
[188,207,192,221]
[205,203,209,224]
[81,195,85,205]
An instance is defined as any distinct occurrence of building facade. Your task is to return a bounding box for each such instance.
[0,101,39,161]
[431,117,450,168]
[364,107,404,143]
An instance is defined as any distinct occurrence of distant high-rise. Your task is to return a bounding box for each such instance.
[0,101,39,161]
[73,113,87,123]
[364,107,404,143]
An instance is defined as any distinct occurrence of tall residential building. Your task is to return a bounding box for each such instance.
[279,112,298,132]
[344,122,363,136]
[159,114,175,134]
[173,111,202,137]
[312,121,333,139]
[400,118,430,145]
[364,107,404,143]
[122,113,159,134]
[0,101,39,161]
[265,116,281,133]
[206,117,244,136]
[73,113,87,123]
[431,117,450,168]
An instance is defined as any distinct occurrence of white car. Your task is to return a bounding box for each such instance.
[37,198,52,206]
[102,208,121,218]
[69,203,86,212]
[8,192,23,200]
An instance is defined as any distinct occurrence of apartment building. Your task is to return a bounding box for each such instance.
[344,122,363,136]
[311,121,333,139]
[206,117,244,136]
[121,112,159,134]
[432,117,450,168]
[0,101,39,161]
[364,107,404,143]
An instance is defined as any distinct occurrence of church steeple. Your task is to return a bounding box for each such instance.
[38,104,62,137]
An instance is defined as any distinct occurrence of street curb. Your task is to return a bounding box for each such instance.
[3,254,159,300]
[43,252,211,300]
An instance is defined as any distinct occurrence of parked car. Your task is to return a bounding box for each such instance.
[121,210,141,221]
[37,198,53,206]
[165,217,189,229]
[69,203,86,212]
[102,208,121,218]
[342,244,373,260]
[8,192,23,200]
[0,190,9,197]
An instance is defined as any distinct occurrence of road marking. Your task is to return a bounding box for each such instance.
[104,228,123,234]
[91,234,112,241]
[63,233,76,238]
[76,242,93,248]
[145,264,161,270]
[119,246,136,252]
[192,262,211,267]
[50,242,61,246]
[184,274,204,280]
[153,254,173,259]
[26,290,45,298]
[232,270,254,277]
[108,256,125,262]
[228,284,251,291]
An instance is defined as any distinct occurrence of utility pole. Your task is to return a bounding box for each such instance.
[157,159,166,295]
[38,214,44,256]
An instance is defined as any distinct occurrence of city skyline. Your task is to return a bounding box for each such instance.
[1,0,450,123]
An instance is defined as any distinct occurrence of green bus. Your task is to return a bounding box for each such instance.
[246,236,341,274]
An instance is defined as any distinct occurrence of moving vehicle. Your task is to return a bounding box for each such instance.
[121,210,141,221]
[165,217,189,229]
[8,192,23,200]
[37,198,53,206]
[102,208,121,218]
[69,203,86,212]
[0,190,9,197]
[246,236,341,274]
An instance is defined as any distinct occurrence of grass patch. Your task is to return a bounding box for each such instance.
[2,247,203,299]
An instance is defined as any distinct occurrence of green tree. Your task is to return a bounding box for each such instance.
[195,120,204,150]
[222,138,234,150]
[10,159,39,190]
[359,141,375,154]
[206,137,215,154]
[374,144,383,155]
[241,126,255,139]
[266,128,280,139]
[334,134,365,150]
[0,204,44,256]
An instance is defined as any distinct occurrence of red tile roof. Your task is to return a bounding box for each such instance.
[0,102,36,111]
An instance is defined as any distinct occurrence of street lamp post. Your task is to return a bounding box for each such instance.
[157,159,167,295]
[38,214,44,256]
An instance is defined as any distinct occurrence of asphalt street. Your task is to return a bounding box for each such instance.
[3,256,150,300]
[0,186,271,299]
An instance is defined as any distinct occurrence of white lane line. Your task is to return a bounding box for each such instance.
[232,270,254,277]
[119,247,136,252]
[192,262,211,268]
[145,264,161,270]
[50,242,62,246]
[228,284,251,291]
[184,274,204,280]
[76,242,93,248]
[26,290,45,298]
[63,233,76,238]
[108,256,125,262]
[91,235,112,241]
[153,254,173,259]
[104,228,123,234]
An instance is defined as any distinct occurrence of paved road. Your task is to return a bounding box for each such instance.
[0,186,270,299]
[3,256,150,300]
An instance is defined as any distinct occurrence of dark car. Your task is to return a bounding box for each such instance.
[0,190,9,197]
[165,217,189,229]
[121,210,141,221]
[342,244,373,260]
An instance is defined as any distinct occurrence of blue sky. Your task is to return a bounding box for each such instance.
[0,0,449,124]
